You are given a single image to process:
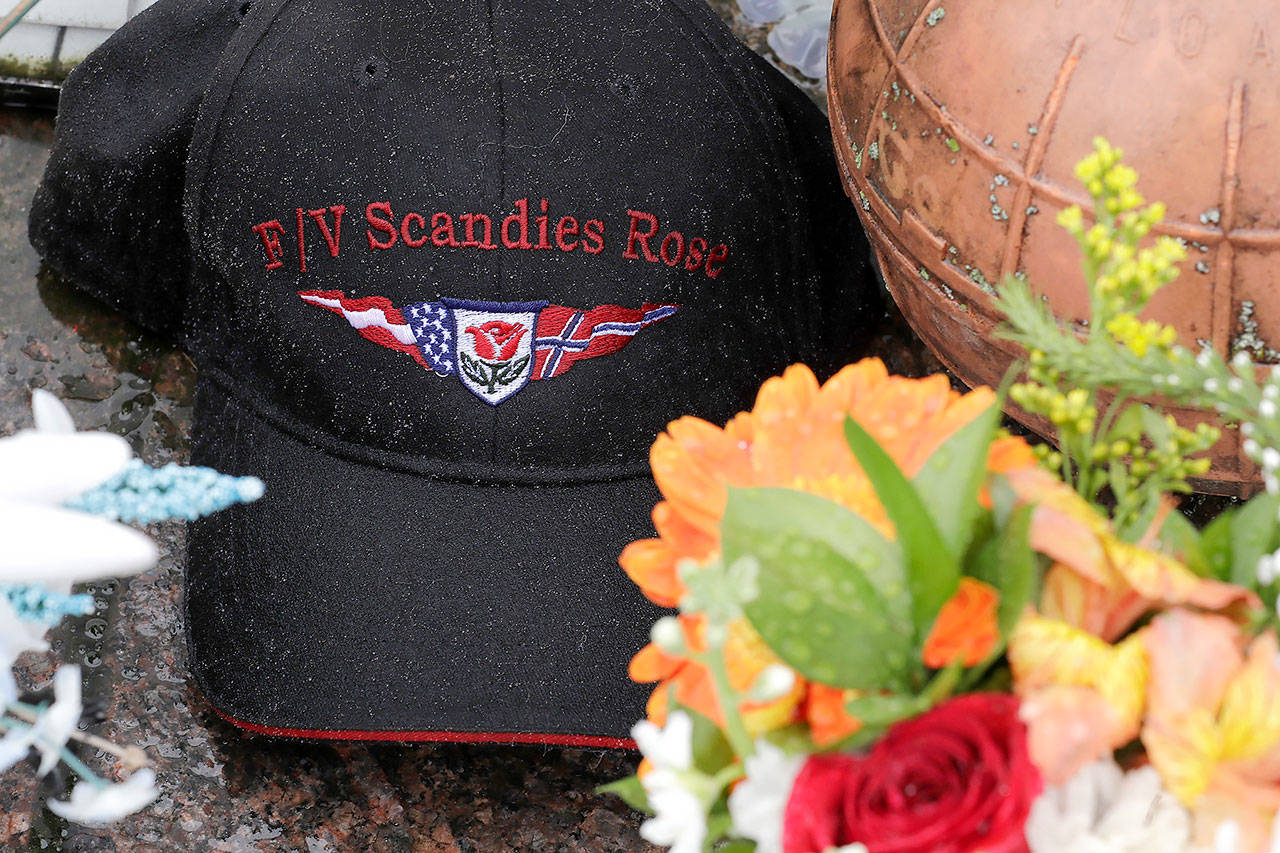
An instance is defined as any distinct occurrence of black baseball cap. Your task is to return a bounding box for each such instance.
[29,0,877,745]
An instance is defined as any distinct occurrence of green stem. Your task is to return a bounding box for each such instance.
[701,647,754,759]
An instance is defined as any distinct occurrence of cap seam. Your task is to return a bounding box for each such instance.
[182,0,285,275]
[486,0,505,468]
[664,0,803,361]
[197,362,660,486]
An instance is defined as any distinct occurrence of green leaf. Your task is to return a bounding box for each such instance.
[726,487,917,691]
[500,354,531,385]
[1200,508,1237,581]
[460,352,487,386]
[704,808,735,851]
[1103,403,1146,443]
[1139,406,1173,447]
[1231,492,1280,587]
[962,505,1037,690]
[715,841,757,853]
[912,402,1000,560]
[844,415,959,631]
[679,703,736,777]
[597,775,651,813]
[987,504,1038,639]
[1159,510,1207,575]
[843,693,927,728]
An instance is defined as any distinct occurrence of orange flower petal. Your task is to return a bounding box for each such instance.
[988,436,1038,474]
[619,538,683,608]
[1021,684,1139,785]
[652,501,716,562]
[804,683,863,748]
[629,642,681,684]
[1105,539,1262,620]
[1143,609,1243,724]
[922,577,1000,668]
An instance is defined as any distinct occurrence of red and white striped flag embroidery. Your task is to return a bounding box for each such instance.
[298,290,677,405]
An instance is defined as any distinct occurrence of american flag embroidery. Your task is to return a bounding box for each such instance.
[298,290,678,405]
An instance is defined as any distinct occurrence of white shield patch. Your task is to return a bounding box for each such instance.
[445,299,545,405]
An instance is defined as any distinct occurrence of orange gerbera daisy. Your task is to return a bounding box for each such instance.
[621,359,1032,740]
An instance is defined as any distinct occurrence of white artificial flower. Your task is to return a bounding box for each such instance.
[30,389,75,434]
[728,739,805,853]
[0,392,157,587]
[1026,758,1191,852]
[0,431,131,505]
[633,712,705,853]
[47,768,158,825]
[0,503,158,585]
[0,665,83,776]
[0,593,50,662]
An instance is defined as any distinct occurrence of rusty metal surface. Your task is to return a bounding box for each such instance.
[828,0,1280,495]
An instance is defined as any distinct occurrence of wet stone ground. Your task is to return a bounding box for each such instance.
[0,5,943,852]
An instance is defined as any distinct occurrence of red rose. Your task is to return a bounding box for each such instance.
[783,694,1041,853]
[464,319,526,361]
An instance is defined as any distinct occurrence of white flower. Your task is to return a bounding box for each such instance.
[1026,758,1191,852]
[641,770,707,853]
[0,665,83,776]
[650,616,686,655]
[633,711,693,774]
[0,593,51,663]
[728,739,805,853]
[1259,548,1280,586]
[1211,820,1239,853]
[749,664,797,702]
[47,768,158,825]
[0,392,157,587]
[633,712,705,853]
[0,503,159,585]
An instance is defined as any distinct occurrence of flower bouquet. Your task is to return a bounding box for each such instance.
[604,140,1280,852]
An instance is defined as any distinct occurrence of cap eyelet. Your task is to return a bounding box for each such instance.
[354,56,389,90]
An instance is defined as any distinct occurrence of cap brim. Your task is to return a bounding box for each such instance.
[185,377,662,747]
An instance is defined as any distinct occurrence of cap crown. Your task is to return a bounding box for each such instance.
[181,0,872,480]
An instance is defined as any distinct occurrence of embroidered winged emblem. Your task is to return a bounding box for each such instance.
[298,290,678,405]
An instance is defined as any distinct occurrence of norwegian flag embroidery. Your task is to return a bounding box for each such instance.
[298,290,678,405]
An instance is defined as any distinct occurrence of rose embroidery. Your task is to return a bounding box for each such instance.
[464,320,527,362]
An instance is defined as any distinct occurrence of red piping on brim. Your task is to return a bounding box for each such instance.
[212,706,637,750]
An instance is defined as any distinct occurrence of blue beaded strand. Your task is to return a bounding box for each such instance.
[1,584,95,625]
[65,460,265,523]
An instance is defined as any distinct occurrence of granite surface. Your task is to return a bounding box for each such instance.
[0,5,942,851]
